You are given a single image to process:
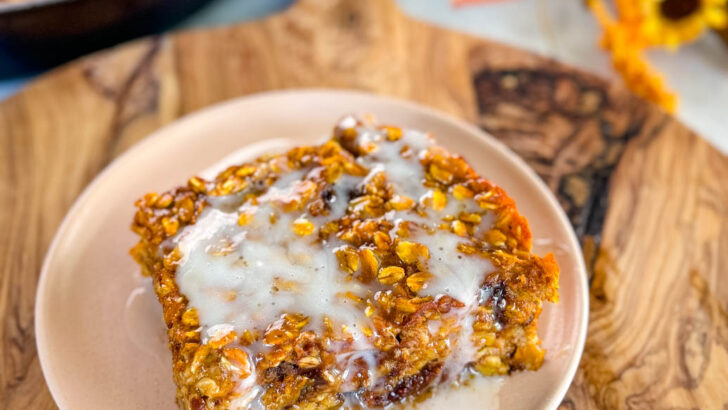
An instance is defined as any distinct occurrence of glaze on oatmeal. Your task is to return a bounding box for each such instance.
[130,116,559,409]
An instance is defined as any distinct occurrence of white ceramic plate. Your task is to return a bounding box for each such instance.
[36,89,588,410]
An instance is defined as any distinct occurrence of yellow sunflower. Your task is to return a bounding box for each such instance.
[588,0,679,111]
[641,0,728,48]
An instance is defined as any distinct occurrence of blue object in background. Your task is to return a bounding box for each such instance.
[0,75,31,99]
[0,0,293,100]
[177,0,292,28]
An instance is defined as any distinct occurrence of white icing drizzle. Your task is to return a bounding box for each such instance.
[173,117,501,407]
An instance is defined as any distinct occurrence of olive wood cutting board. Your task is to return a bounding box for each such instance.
[1,0,727,408]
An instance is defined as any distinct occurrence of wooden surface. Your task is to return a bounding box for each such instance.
[1,0,727,408]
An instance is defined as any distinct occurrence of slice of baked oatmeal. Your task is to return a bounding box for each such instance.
[130,116,559,409]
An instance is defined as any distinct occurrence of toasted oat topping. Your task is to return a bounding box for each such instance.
[131,116,559,409]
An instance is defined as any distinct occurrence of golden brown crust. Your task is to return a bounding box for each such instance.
[130,119,559,409]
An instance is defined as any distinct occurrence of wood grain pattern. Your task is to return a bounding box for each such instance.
[1,0,727,408]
